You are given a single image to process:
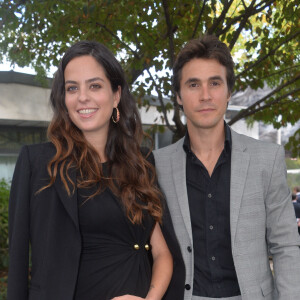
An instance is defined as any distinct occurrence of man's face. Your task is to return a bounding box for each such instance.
[177,58,230,132]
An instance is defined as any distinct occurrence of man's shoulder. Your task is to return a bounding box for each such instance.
[154,138,184,157]
[231,128,281,152]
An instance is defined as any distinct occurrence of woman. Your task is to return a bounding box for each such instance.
[7,41,183,300]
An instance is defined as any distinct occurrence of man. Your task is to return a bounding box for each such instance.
[154,35,300,300]
[293,186,300,202]
[292,193,300,234]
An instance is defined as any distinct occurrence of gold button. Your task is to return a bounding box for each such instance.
[134,244,139,250]
[145,244,150,251]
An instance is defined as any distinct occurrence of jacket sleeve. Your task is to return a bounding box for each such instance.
[7,145,31,300]
[149,151,186,300]
[265,145,300,299]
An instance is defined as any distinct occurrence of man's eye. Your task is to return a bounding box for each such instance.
[211,81,220,86]
[190,83,198,88]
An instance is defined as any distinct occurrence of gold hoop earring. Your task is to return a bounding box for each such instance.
[112,107,120,123]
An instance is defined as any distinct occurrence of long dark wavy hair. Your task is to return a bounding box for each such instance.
[43,40,162,224]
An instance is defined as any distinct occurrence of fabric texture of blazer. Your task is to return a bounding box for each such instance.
[153,128,300,300]
[7,142,185,300]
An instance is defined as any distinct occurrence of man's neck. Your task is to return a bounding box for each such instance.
[188,122,226,176]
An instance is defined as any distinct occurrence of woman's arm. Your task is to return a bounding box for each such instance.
[7,146,31,300]
[145,222,173,300]
[112,222,173,300]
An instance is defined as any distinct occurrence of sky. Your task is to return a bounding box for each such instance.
[0,59,56,77]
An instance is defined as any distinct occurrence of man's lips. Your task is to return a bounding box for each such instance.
[197,107,215,112]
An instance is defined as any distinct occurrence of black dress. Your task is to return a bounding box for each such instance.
[74,175,155,300]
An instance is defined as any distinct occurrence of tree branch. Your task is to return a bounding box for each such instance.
[236,30,300,78]
[207,0,234,36]
[162,0,175,67]
[216,0,275,36]
[95,22,140,59]
[229,0,256,49]
[146,69,175,132]
[191,0,208,39]
[228,73,300,124]
[229,88,300,122]
[251,64,300,83]
[162,0,185,135]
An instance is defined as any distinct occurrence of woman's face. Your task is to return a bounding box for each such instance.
[64,55,120,142]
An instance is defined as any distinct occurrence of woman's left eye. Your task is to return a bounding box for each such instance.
[90,84,101,89]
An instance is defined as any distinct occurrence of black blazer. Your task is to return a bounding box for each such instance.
[8,142,185,300]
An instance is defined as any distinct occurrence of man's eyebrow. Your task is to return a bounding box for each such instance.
[209,75,224,81]
[184,76,224,85]
[184,77,200,85]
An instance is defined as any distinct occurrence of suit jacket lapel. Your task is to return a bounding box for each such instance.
[54,165,79,231]
[171,140,193,242]
[230,130,250,248]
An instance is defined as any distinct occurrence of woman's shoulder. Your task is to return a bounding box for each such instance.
[23,141,55,153]
[20,142,56,162]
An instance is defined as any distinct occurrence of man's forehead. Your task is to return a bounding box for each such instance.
[181,58,226,78]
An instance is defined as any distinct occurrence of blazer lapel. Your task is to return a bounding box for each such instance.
[171,141,193,242]
[230,130,250,248]
[54,165,79,231]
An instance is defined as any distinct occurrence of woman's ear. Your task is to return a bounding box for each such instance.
[114,86,121,107]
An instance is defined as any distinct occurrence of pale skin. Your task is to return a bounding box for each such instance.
[177,58,231,175]
[64,55,173,299]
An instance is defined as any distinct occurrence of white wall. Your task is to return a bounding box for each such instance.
[227,119,259,140]
[0,83,52,124]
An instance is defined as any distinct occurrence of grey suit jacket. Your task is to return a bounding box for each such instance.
[154,128,300,300]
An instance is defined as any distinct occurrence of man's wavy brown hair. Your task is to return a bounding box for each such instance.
[43,41,162,224]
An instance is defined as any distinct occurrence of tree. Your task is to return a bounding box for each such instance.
[0,0,299,154]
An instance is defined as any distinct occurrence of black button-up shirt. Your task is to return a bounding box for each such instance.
[183,123,240,297]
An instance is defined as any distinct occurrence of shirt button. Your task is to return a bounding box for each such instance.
[185,284,191,290]
[209,225,214,230]
[134,244,140,250]
[187,246,192,253]
[208,193,212,198]
[211,256,216,261]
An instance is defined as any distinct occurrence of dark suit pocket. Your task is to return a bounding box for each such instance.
[260,276,274,296]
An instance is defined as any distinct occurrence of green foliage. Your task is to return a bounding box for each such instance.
[0,274,7,300]
[287,173,300,191]
[0,0,299,151]
[0,179,10,299]
[285,129,300,157]
[0,179,10,272]
[286,158,300,170]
